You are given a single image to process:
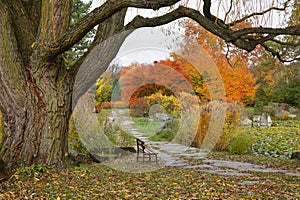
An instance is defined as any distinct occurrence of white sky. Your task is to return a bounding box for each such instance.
[86,1,185,66]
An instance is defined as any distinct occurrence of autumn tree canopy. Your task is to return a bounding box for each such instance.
[0,0,299,174]
[181,20,259,103]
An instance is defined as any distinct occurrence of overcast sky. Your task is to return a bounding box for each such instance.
[82,1,191,66]
[82,0,289,66]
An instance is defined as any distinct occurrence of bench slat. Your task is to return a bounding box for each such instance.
[136,138,158,164]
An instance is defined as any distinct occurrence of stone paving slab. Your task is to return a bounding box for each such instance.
[179,152,207,159]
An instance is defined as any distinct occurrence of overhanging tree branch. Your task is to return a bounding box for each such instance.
[125,5,299,58]
[232,25,300,38]
[43,0,181,59]
[203,0,228,29]
[125,6,233,41]
[43,0,299,62]
[71,9,130,105]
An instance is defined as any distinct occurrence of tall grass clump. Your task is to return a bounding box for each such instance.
[192,101,242,151]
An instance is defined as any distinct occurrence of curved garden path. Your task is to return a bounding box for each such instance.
[110,109,300,177]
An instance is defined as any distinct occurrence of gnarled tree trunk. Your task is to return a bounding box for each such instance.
[0,0,127,173]
[0,0,73,172]
[0,59,74,171]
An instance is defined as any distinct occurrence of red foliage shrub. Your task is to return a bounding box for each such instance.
[129,98,150,117]
[101,102,112,109]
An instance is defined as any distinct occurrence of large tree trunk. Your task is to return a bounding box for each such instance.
[0,33,74,171]
[0,1,74,172]
[0,0,128,174]
[0,62,74,171]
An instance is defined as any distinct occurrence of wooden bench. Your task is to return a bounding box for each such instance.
[136,138,158,164]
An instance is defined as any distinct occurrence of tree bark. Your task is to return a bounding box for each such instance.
[0,1,74,172]
[0,61,74,171]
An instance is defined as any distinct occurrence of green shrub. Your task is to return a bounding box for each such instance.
[243,106,255,118]
[254,100,264,115]
[229,132,253,155]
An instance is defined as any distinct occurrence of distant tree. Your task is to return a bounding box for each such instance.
[95,72,113,106]
[272,62,300,106]
[272,1,300,106]
[65,0,95,63]
[253,1,300,106]
[155,58,210,101]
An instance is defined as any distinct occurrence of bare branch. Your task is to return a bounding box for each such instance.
[256,34,277,44]
[227,1,291,27]
[224,0,233,23]
[225,43,234,67]
[261,43,300,62]
[203,0,228,29]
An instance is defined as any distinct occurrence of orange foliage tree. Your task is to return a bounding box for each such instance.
[155,58,211,101]
[118,62,194,116]
[115,20,259,109]
[182,20,259,104]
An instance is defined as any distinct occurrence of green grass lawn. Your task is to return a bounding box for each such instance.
[132,117,162,136]
[1,162,299,199]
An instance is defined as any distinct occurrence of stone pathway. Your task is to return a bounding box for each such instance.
[111,109,300,177]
